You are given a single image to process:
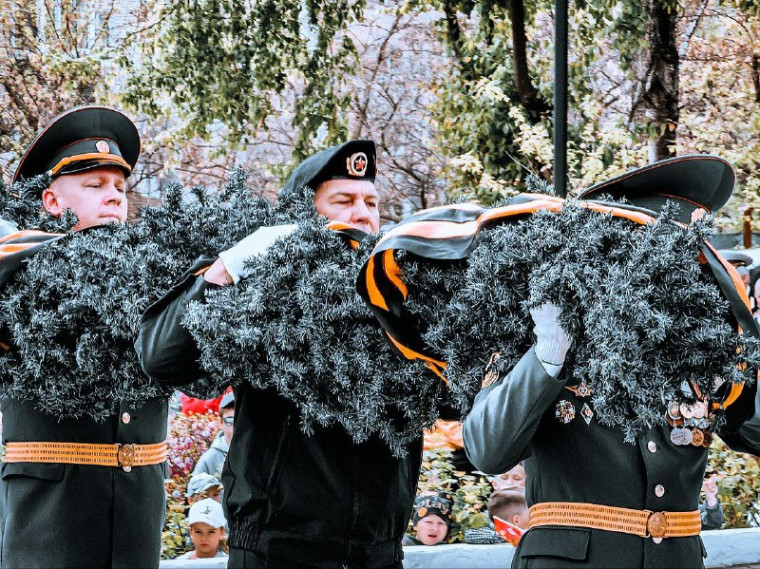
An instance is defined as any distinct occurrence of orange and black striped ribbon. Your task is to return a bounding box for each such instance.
[357,193,756,407]
[325,221,367,249]
[0,229,65,288]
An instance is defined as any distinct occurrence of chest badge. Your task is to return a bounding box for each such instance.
[566,381,593,398]
[555,400,576,424]
[580,403,594,425]
[481,351,501,389]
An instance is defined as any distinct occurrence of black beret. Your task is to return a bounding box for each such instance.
[578,155,735,223]
[279,139,376,200]
[13,106,140,185]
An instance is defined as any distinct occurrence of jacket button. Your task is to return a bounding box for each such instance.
[647,441,657,453]
[121,412,131,424]
[654,484,665,497]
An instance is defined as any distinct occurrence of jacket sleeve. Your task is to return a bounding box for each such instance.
[718,379,760,457]
[462,347,567,474]
[135,256,218,385]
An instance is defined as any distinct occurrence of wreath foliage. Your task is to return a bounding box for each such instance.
[183,202,445,457]
[399,201,760,442]
[0,171,273,419]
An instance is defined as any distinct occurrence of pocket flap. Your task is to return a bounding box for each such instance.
[520,527,590,560]
[1,461,65,481]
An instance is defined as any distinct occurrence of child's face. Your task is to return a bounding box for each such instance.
[189,522,224,558]
[414,514,448,546]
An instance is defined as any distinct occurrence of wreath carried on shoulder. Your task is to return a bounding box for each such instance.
[0,170,272,420]
[183,191,445,457]
[378,199,760,442]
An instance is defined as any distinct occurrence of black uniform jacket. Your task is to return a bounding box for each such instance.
[0,398,168,569]
[0,231,168,569]
[137,258,421,568]
[463,348,760,569]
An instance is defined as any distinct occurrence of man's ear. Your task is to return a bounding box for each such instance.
[41,187,62,217]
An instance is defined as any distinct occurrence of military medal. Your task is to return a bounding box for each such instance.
[691,401,707,419]
[690,428,704,447]
[667,402,682,421]
[670,427,693,446]
[555,400,576,424]
[679,403,694,419]
[701,430,713,448]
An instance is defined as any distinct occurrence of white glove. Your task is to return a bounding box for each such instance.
[530,303,571,373]
[219,224,298,283]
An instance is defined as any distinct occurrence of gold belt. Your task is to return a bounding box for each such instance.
[529,502,702,539]
[4,441,168,472]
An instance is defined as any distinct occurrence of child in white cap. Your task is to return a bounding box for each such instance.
[176,498,228,560]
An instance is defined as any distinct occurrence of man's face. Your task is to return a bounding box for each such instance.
[492,464,526,492]
[41,166,128,230]
[314,179,380,235]
[220,406,234,446]
[414,514,448,546]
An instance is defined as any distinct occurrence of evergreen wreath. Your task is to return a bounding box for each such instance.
[399,200,760,442]
[0,170,273,420]
[183,192,446,456]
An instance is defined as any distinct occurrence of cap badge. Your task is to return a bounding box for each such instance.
[202,505,212,515]
[347,152,368,177]
[96,140,110,153]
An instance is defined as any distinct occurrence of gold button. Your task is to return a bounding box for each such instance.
[647,441,657,453]
[654,484,665,497]
[121,412,131,424]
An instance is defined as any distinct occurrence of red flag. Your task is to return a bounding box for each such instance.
[493,515,524,546]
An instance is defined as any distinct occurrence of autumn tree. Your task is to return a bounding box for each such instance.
[0,0,130,178]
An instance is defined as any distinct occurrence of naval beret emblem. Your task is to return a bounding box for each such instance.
[347,152,368,177]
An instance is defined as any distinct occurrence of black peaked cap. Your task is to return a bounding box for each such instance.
[14,106,140,184]
[578,155,735,223]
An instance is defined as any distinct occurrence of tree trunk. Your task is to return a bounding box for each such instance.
[507,0,551,119]
[643,0,680,161]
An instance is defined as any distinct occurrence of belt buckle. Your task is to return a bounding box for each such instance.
[117,444,135,472]
[646,511,667,539]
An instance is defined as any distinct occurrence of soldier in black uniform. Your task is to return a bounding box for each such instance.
[462,155,760,568]
[137,141,423,569]
[0,106,168,568]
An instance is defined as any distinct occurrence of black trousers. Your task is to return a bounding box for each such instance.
[228,548,404,569]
